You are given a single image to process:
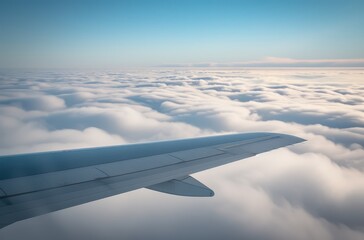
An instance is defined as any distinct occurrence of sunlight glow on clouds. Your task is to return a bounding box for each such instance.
[0,68,363,240]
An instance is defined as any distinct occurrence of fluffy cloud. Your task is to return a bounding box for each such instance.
[0,68,363,240]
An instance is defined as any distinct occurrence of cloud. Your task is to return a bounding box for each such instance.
[0,68,363,240]
[0,95,65,111]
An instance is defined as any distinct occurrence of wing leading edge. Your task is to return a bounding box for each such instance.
[0,132,304,228]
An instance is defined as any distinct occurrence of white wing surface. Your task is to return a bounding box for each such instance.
[0,132,304,228]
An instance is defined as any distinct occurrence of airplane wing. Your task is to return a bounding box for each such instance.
[0,132,304,228]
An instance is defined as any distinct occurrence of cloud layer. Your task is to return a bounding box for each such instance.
[0,68,363,240]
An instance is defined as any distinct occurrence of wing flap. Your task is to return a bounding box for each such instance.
[169,147,225,161]
[0,154,183,197]
[0,167,107,197]
[96,154,182,176]
[146,176,214,197]
[221,134,304,155]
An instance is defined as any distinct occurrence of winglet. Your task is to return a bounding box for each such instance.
[146,176,214,197]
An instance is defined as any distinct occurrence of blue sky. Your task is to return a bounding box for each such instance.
[1,0,364,68]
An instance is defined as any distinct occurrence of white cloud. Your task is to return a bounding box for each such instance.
[0,95,65,111]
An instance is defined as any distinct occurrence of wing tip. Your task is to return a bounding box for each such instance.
[289,135,306,143]
[267,133,305,142]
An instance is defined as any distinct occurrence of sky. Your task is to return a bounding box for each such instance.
[0,68,363,240]
[0,1,364,240]
[1,0,364,68]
